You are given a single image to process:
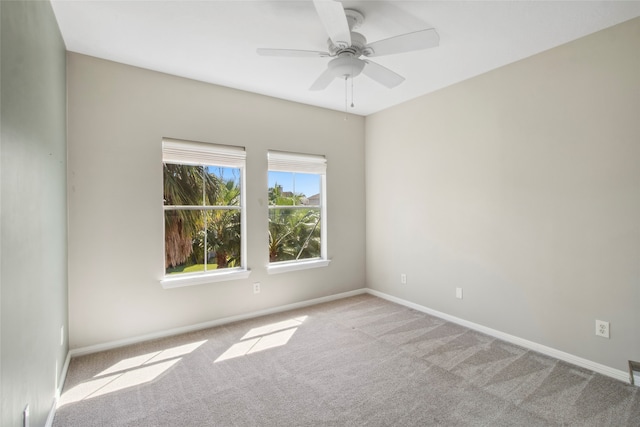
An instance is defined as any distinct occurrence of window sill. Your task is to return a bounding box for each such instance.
[267,259,331,275]
[161,268,251,289]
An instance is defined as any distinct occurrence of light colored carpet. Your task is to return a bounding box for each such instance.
[54,294,639,426]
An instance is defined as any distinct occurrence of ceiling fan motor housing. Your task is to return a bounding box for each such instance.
[345,9,365,30]
[328,31,368,57]
[258,2,437,90]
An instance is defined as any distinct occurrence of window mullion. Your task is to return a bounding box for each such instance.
[292,172,296,206]
[162,139,247,283]
[202,167,208,271]
[267,151,326,267]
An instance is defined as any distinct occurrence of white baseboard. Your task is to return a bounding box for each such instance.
[69,288,368,357]
[45,398,57,427]
[59,351,71,397]
[66,286,629,384]
[366,289,629,384]
[46,351,71,427]
[50,285,632,427]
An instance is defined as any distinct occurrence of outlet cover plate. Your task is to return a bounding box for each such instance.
[595,319,609,338]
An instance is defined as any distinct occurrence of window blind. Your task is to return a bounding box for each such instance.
[268,150,326,174]
[163,138,245,168]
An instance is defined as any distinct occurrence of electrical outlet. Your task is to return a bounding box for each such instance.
[595,320,609,338]
[400,274,407,284]
[456,288,463,299]
[253,282,261,294]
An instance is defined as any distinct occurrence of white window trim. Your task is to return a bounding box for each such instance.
[267,259,330,275]
[161,268,251,289]
[161,138,249,287]
[267,151,328,272]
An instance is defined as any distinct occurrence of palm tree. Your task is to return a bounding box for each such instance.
[268,183,321,262]
[163,163,222,270]
[206,178,241,268]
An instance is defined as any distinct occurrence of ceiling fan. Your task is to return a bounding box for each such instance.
[257,0,439,91]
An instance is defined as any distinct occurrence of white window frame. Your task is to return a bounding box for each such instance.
[161,138,250,288]
[267,150,329,274]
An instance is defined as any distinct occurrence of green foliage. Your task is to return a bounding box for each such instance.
[165,171,322,273]
[268,182,321,263]
[268,207,320,263]
[164,163,241,272]
[269,183,304,206]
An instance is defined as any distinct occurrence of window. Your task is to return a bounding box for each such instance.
[161,138,249,287]
[268,151,329,273]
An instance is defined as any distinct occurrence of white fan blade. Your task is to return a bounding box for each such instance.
[310,68,336,91]
[257,48,330,58]
[313,0,351,49]
[362,60,405,88]
[365,29,439,57]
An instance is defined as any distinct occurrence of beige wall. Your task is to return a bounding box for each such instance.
[1,1,68,426]
[67,53,366,349]
[366,18,639,372]
[66,13,638,375]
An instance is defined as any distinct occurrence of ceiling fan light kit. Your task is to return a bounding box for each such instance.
[328,55,365,79]
[257,0,439,93]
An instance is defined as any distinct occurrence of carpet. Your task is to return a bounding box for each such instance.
[53,294,639,426]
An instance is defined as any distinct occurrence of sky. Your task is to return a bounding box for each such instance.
[208,167,320,198]
[268,172,320,197]
[207,166,240,184]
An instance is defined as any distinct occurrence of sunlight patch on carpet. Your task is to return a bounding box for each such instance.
[215,316,307,362]
[59,340,207,406]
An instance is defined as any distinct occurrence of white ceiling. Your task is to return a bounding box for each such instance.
[50,1,640,116]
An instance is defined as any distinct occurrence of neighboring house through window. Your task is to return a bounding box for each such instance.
[267,150,329,273]
[161,138,250,288]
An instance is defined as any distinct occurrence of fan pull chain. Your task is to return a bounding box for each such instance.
[351,75,355,108]
[344,76,348,120]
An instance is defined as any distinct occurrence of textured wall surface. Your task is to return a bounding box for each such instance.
[67,53,366,349]
[1,1,68,425]
[366,18,640,373]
